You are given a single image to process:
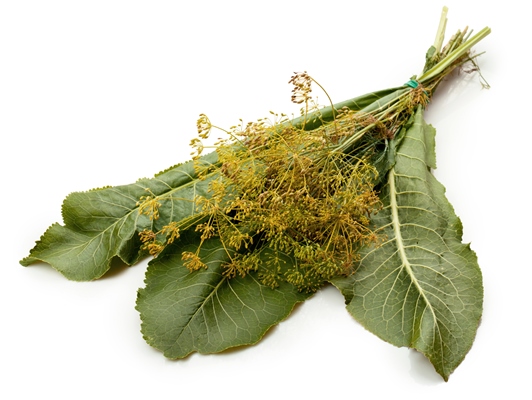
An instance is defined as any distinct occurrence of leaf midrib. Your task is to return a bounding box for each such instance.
[388,168,437,321]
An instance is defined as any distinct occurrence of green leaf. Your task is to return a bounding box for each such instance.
[136,232,312,358]
[332,107,483,381]
[20,152,220,281]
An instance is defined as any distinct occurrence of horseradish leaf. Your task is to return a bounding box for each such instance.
[20,152,219,280]
[136,232,311,358]
[333,107,483,381]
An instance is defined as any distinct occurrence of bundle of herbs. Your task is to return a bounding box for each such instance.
[21,8,489,381]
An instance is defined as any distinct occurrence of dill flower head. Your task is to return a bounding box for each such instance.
[183,82,384,291]
[289,71,312,104]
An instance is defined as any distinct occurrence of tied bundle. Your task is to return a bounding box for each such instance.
[22,7,489,381]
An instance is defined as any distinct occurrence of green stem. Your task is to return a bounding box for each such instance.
[419,26,491,84]
[433,6,448,53]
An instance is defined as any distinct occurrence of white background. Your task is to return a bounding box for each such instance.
[1,1,529,398]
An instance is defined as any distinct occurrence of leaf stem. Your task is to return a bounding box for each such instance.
[433,6,448,53]
[419,26,491,84]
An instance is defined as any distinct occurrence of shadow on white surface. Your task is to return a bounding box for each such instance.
[408,349,444,385]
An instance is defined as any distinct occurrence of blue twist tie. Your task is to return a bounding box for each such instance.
[404,79,419,89]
